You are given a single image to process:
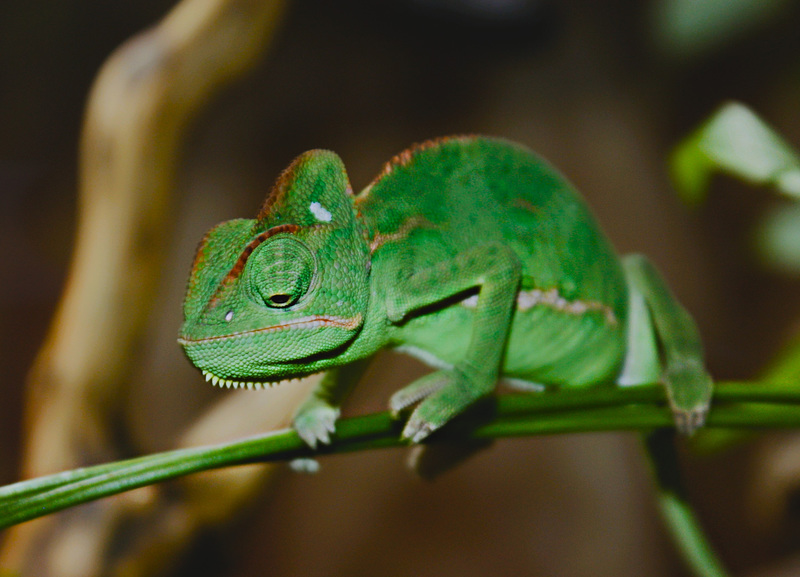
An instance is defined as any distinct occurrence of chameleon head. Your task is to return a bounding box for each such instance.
[178,150,370,386]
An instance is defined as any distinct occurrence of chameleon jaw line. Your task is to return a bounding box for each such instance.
[178,313,363,346]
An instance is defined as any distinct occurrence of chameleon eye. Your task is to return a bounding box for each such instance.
[266,293,292,307]
[246,237,315,309]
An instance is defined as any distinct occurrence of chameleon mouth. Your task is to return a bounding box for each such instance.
[177,313,362,346]
[199,369,296,390]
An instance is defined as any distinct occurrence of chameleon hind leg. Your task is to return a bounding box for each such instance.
[387,243,522,442]
[621,254,713,434]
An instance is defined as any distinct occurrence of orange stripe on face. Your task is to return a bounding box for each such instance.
[209,223,300,306]
[178,313,363,344]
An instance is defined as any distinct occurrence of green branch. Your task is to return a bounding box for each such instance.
[4,379,798,577]
[0,380,797,530]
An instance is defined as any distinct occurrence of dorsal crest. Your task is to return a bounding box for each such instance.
[372,135,477,183]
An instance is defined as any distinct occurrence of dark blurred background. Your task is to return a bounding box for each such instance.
[3,1,800,575]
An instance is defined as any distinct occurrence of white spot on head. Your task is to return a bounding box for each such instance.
[225,310,234,322]
[309,201,332,222]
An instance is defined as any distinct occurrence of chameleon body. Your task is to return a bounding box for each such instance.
[179,136,712,445]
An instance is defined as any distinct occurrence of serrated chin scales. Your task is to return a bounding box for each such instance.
[201,369,297,390]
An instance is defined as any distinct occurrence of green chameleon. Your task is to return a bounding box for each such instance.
[179,136,713,446]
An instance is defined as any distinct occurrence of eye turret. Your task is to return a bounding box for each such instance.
[246,237,315,309]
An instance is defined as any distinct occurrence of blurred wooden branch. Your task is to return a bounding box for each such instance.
[0,0,288,575]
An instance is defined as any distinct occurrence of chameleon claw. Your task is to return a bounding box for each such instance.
[289,458,321,474]
[393,367,488,443]
[295,424,323,449]
[672,406,708,436]
[401,418,440,444]
[389,372,449,416]
[293,403,340,449]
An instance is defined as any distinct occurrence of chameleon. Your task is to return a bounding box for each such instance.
[178,136,713,447]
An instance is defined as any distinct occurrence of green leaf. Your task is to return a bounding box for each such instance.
[756,203,800,274]
[651,0,791,58]
[671,102,800,205]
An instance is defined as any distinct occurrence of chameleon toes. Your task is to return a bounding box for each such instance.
[293,404,340,449]
[672,406,708,436]
[389,372,449,417]
[393,367,493,442]
[401,415,440,443]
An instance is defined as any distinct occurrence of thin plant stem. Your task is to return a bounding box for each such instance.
[644,430,729,577]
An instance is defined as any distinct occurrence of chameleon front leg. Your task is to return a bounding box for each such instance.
[386,243,522,442]
[622,254,713,434]
[293,358,371,448]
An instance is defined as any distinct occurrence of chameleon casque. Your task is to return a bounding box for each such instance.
[179,136,713,446]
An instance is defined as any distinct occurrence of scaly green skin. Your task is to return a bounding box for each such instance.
[179,136,713,445]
